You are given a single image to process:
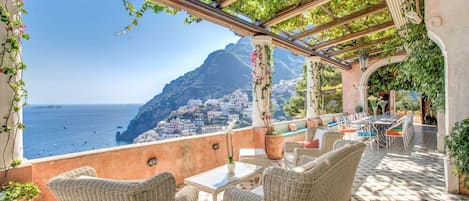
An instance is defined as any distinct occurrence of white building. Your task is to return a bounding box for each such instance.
[187,99,203,107]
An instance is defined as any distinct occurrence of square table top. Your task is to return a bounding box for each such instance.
[184,162,264,194]
[239,148,266,158]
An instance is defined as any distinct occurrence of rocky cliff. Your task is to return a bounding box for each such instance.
[117,37,304,141]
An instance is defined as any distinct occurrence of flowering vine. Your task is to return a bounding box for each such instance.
[251,44,274,134]
[308,60,322,117]
[0,0,29,177]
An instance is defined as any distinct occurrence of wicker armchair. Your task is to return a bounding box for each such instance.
[224,140,366,201]
[47,166,198,201]
[283,128,344,168]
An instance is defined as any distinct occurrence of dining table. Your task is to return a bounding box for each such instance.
[351,115,400,148]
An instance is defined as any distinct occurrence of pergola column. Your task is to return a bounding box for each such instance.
[389,90,396,115]
[0,0,23,169]
[305,56,322,126]
[357,85,369,113]
[250,35,273,128]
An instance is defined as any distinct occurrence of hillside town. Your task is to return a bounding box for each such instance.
[134,78,299,143]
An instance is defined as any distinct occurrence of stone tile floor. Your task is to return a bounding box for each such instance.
[185,124,469,201]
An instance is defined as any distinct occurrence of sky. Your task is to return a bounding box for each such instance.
[22,0,240,104]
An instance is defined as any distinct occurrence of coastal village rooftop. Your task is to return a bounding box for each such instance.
[1,0,469,200]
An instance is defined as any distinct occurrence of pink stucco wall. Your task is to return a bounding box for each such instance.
[341,58,383,113]
[1,122,305,201]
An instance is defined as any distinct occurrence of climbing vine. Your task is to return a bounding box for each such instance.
[308,60,322,117]
[0,0,29,176]
[250,43,274,134]
[381,0,445,110]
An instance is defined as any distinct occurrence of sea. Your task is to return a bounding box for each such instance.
[23,104,140,159]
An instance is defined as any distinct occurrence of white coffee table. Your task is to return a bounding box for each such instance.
[239,148,272,167]
[184,162,264,201]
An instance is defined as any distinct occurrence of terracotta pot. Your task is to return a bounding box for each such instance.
[460,174,469,195]
[265,135,283,160]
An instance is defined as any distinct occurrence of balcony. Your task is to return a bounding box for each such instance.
[2,119,467,200]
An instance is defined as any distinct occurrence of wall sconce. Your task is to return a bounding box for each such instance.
[147,157,158,167]
[212,143,220,150]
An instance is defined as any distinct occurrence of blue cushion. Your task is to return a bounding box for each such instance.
[282,128,307,137]
[357,131,377,137]
[328,122,338,127]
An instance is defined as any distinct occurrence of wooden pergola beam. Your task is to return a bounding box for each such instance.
[342,48,385,61]
[217,0,237,8]
[152,0,351,69]
[261,0,332,27]
[293,2,388,40]
[311,21,395,50]
[330,36,393,56]
[320,6,352,33]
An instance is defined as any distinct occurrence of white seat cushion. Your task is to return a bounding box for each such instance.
[251,186,264,196]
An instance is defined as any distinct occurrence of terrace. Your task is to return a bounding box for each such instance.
[1,0,469,200]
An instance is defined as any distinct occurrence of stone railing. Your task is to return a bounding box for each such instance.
[0,119,306,201]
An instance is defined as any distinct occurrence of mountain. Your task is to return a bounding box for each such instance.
[117,37,304,141]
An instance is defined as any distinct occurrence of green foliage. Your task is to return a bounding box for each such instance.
[368,63,412,95]
[446,118,469,187]
[381,0,444,110]
[395,91,420,112]
[355,105,363,113]
[283,65,342,117]
[1,0,29,178]
[122,0,177,32]
[0,182,40,201]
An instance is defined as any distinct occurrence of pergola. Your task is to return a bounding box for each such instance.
[152,0,408,127]
[154,0,407,69]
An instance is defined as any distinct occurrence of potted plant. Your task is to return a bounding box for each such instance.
[224,121,236,173]
[264,125,283,160]
[446,117,469,195]
[368,95,379,116]
[378,98,387,115]
[355,105,363,113]
[0,181,40,201]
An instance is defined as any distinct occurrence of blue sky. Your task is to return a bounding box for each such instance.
[23,0,240,104]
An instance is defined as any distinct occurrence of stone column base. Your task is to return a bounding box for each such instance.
[444,157,460,193]
[307,118,322,127]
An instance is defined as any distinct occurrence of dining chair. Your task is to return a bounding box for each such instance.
[385,116,411,151]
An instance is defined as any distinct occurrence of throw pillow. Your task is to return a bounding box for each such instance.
[288,123,297,132]
[303,139,319,149]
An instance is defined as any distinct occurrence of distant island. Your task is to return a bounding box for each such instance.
[30,105,62,109]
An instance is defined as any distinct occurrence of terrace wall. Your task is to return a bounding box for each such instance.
[0,120,305,201]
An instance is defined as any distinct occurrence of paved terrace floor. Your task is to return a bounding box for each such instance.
[182,124,469,201]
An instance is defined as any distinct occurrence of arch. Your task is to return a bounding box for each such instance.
[358,55,407,87]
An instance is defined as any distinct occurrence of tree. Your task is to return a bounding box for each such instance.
[283,65,342,118]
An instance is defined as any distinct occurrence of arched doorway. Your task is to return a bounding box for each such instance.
[357,55,407,112]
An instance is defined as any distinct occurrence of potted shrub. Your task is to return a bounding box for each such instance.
[0,181,40,201]
[265,126,283,160]
[355,105,363,113]
[446,117,469,195]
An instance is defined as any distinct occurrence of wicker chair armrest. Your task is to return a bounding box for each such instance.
[294,148,322,158]
[333,140,359,150]
[284,141,304,153]
[223,187,263,201]
[176,186,199,201]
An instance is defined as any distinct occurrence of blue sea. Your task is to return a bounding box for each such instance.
[23,104,140,159]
